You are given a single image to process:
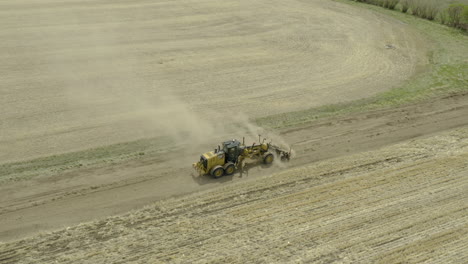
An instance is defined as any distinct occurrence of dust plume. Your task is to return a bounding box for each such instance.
[40,18,221,153]
[42,12,293,159]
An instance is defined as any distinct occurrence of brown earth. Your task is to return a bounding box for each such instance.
[1,0,467,262]
[0,0,429,163]
[0,91,467,245]
[0,92,467,263]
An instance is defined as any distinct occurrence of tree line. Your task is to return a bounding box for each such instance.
[350,0,468,31]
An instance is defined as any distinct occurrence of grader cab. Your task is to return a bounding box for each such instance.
[193,136,291,178]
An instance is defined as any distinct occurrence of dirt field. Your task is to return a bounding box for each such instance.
[1,0,467,263]
[0,90,467,243]
[0,0,429,163]
[0,97,467,263]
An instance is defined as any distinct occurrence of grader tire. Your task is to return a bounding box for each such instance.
[224,162,235,175]
[211,165,225,178]
[263,152,274,165]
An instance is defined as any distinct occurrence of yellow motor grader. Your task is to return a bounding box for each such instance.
[193,136,291,178]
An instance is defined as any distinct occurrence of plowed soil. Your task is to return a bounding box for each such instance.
[0,94,467,263]
[0,0,428,163]
[1,0,467,263]
[0,90,468,256]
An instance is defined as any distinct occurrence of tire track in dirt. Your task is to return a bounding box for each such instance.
[0,92,467,242]
[0,125,466,263]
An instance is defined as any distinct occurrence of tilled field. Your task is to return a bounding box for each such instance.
[1,91,467,243]
[1,126,466,263]
[1,0,467,262]
[0,0,428,163]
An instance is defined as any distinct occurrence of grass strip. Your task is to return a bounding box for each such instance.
[256,0,467,129]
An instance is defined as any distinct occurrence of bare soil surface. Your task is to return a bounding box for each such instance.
[0,91,467,244]
[1,0,467,262]
[0,0,429,163]
[0,95,467,263]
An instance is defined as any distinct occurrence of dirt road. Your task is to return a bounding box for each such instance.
[1,91,467,244]
[0,0,428,163]
[0,94,467,263]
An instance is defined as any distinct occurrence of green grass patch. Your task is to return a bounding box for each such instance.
[0,136,173,183]
[256,0,467,129]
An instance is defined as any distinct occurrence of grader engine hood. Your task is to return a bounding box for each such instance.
[193,151,225,175]
[192,152,211,175]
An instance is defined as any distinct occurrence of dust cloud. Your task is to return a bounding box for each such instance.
[42,13,292,158]
[42,21,219,151]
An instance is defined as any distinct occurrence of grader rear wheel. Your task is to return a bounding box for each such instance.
[211,166,224,178]
[224,162,235,175]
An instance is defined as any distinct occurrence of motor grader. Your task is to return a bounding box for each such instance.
[193,136,291,178]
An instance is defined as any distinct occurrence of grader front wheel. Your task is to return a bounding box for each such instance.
[263,152,274,165]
